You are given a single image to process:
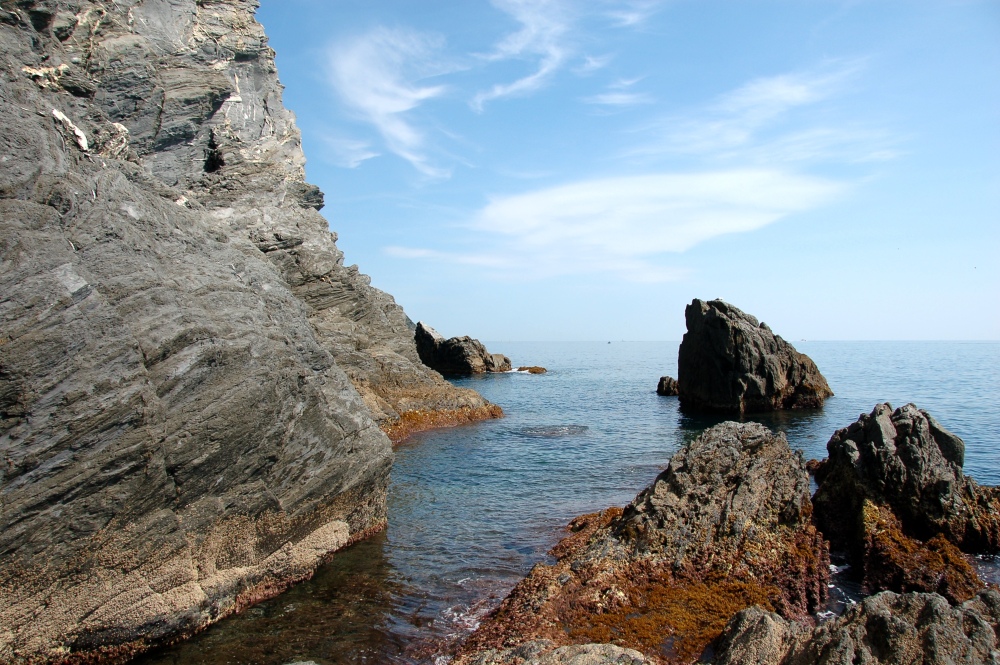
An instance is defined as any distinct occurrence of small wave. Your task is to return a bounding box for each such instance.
[517,425,589,438]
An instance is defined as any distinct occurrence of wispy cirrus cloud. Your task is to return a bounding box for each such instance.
[327,27,455,178]
[582,76,652,107]
[574,54,614,75]
[471,0,573,111]
[604,0,664,27]
[387,169,845,282]
[317,135,380,168]
[629,60,891,163]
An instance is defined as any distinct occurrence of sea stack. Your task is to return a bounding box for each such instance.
[0,0,497,660]
[677,299,832,414]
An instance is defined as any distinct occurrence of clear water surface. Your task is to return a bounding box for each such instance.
[137,341,1000,664]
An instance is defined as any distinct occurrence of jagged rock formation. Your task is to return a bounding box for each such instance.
[455,422,829,665]
[812,403,999,600]
[655,376,678,396]
[712,589,1000,665]
[415,321,512,375]
[0,0,497,661]
[677,299,832,414]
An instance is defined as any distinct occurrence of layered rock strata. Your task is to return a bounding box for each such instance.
[455,422,829,665]
[0,0,496,660]
[676,299,832,414]
[415,321,512,375]
[712,589,1000,665]
[812,403,999,600]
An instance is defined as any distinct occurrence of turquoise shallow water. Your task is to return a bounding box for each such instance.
[138,341,1000,665]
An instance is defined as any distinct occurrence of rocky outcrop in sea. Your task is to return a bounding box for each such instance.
[676,299,832,414]
[0,0,498,660]
[415,321,512,375]
[812,403,999,601]
[455,422,829,664]
[655,376,678,396]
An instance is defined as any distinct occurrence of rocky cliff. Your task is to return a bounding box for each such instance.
[0,0,496,660]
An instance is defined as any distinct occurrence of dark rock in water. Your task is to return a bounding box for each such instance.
[415,321,512,375]
[711,589,1000,665]
[455,422,829,665]
[677,299,832,414]
[656,375,679,396]
[0,0,498,660]
[812,403,999,600]
[517,366,547,374]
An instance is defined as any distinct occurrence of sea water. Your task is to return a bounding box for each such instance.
[137,341,1000,665]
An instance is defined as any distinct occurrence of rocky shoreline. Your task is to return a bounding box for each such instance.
[452,405,1000,665]
[1,1,995,663]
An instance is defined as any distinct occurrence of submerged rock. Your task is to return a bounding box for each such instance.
[0,0,497,660]
[812,403,999,600]
[455,422,828,665]
[656,376,679,396]
[415,321,512,375]
[712,589,1000,665]
[676,299,832,414]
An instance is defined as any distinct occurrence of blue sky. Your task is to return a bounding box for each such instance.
[256,0,999,341]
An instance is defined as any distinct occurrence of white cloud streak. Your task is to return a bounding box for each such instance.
[582,76,652,107]
[605,0,664,27]
[327,27,452,178]
[631,62,877,163]
[388,170,845,282]
[471,0,572,111]
[318,135,380,168]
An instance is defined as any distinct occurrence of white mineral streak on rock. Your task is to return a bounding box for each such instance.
[52,108,89,151]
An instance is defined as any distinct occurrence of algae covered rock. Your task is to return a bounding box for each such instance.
[677,299,832,414]
[812,402,998,601]
[455,422,829,665]
[814,402,999,551]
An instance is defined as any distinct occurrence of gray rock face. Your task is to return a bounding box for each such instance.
[0,0,495,661]
[712,589,1000,665]
[813,402,1000,555]
[415,321,512,375]
[677,299,832,414]
[655,376,678,396]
